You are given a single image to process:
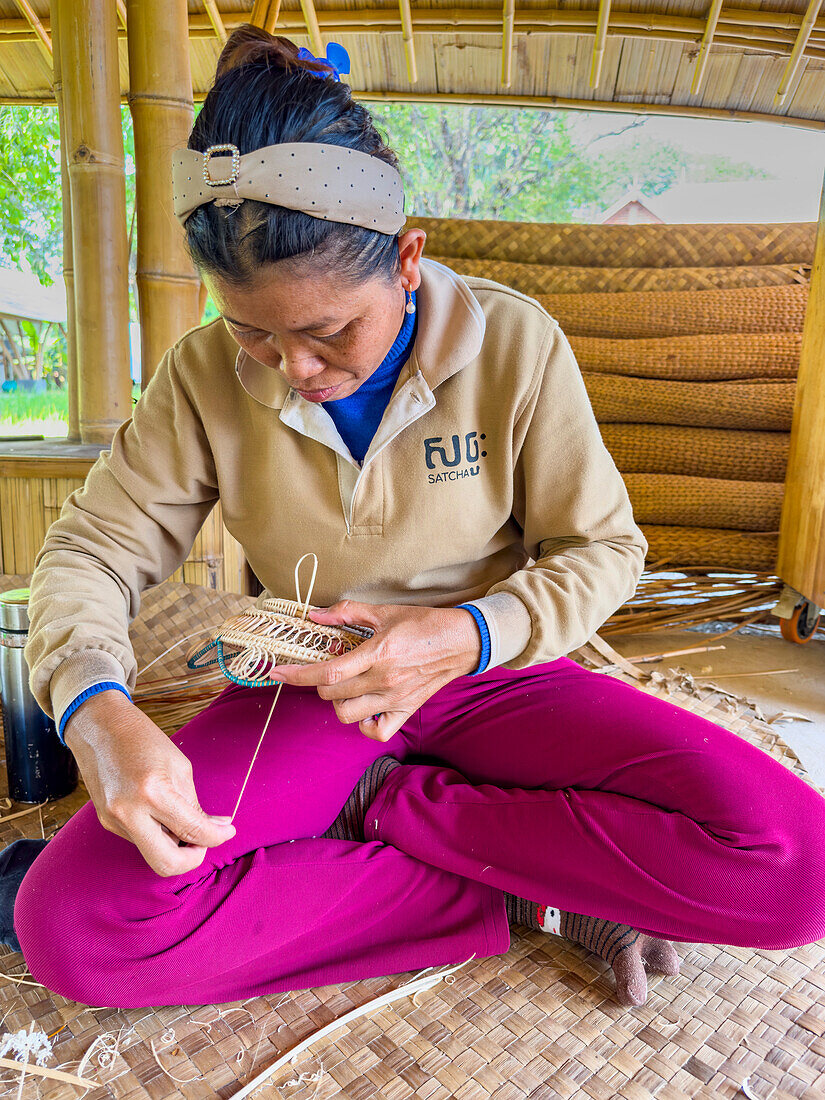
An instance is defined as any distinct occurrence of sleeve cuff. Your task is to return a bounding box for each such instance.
[57,681,132,745]
[455,604,491,675]
[49,650,129,740]
[462,592,533,670]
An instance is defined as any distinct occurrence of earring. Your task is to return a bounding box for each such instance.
[405,287,416,314]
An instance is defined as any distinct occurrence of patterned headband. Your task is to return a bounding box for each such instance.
[172,141,405,233]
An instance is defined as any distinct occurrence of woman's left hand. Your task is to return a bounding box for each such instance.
[268,601,483,741]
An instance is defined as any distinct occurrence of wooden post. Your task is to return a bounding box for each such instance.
[49,0,79,440]
[776,171,825,609]
[56,0,132,445]
[126,0,200,389]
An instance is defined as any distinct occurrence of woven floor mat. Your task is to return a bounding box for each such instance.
[0,583,823,1098]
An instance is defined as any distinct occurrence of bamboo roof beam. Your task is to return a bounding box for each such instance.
[265,0,282,32]
[202,0,228,44]
[502,0,514,86]
[12,0,50,61]
[300,0,324,56]
[590,0,612,88]
[690,0,724,95]
[250,0,282,33]
[116,1,127,29]
[400,0,418,82]
[775,0,824,105]
[3,10,825,55]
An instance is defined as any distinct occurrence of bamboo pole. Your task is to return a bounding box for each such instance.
[776,171,825,612]
[116,0,127,29]
[49,0,79,440]
[202,0,228,44]
[126,0,201,389]
[590,0,612,87]
[299,0,324,56]
[501,0,514,87]
[400,0,418,83]
[690,0,724,95]
[5,9,825,59]
[11,0,50,61]
[3,88,825,132]
[6,8,825,40]
[775,0,824,105]
[57,0,132,444]
[265,0,282,32]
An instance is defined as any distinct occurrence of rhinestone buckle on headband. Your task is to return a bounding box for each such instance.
[203,143,241,187]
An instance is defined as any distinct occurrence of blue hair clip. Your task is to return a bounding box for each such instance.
[296,42,351,82]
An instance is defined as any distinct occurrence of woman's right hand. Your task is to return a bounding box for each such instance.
[63,690,236,877]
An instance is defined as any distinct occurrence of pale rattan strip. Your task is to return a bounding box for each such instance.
[570,331,803,380]
[0,603,820,1100]
[601,423,790,482]
[624,473,783,531]
[585,375,796,431]
[540,285,808,338]
[407,217,816,268]
[431,255,812,293]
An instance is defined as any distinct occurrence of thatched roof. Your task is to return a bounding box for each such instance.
[1,0,824,128]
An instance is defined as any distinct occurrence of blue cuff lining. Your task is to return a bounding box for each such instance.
[456,603,491,676]
[58,682,131,745]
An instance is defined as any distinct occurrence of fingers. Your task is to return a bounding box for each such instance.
[158,796,236,852]
[330,692,386,726]
[307,599,382,631]
[127,816,210,877]
[358,711,408,743]
[271,638,378,687]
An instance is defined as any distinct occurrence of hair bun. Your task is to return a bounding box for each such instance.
[216,26,333,81]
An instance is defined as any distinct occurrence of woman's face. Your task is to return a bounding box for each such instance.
[205,231,424,403]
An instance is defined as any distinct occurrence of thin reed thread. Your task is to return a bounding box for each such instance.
[229,553,319,822]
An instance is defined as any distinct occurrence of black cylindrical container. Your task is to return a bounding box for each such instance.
[0,588,78,803]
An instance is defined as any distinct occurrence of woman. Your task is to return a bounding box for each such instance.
[11,27,825,1012]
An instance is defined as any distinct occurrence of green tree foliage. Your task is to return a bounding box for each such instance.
[369,103,766,222]
[0,104,136,287]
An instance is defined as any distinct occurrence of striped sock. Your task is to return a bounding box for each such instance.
[504,895,641,965]
[321,756,401,842]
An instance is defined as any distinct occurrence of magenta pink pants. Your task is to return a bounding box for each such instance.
[15,657,825,1008]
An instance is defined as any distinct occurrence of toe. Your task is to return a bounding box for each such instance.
[643,937,681,977]
[612,949,648,1007]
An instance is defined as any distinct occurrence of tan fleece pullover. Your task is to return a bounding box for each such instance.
[25,257,648,730]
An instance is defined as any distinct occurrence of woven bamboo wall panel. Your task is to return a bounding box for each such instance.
[585,375,795,431]
[641,525,778,572]
[408,218,816,268]
[432,256,812,294]
[624,474,783,531]
[600,424,790,482]
[0,473,248,593]
[570,332,803,380]
[540,285,808,338]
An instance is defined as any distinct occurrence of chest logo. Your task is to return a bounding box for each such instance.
[424,432,487,483]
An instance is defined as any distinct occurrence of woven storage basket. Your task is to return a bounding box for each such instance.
[584,375,796,431]
[539,285,808,338]
[570,331,803,380]
[600,423,790,482]
[406,217,816,267]
[430,256,812,294]
[624,473,784,531]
